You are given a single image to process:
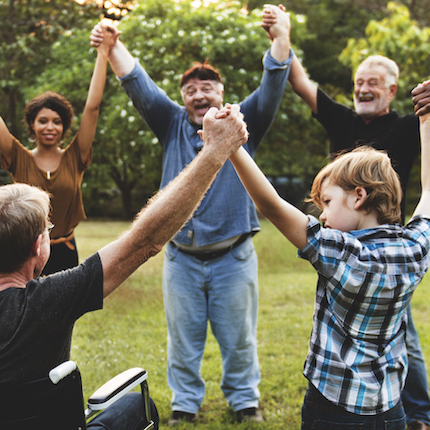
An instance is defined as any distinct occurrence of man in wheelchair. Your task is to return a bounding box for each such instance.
[0,105,248,429]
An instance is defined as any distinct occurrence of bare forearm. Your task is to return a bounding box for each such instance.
[100,150,222,296]
[0,116,13,161]
[100,105,247,296]
[230,148,308,248]
[288,56,318,113]
[420,113,430,192]
[412,113,430,217]
[230,148,281,216]
[109,40,135,78]
[84,49,109,113]
[270,35,291,64]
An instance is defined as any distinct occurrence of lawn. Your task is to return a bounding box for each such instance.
[72,218,430,429]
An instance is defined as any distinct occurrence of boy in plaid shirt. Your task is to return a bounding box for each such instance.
[217,83,430,428]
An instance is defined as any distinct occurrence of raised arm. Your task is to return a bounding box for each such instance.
[261,4,317,113]
[98,105,248,297]
[288,55,318,114]
[90,22,135,78]
[262,4,291,63]
[229,147,309,249]
[412,82,430,218]
[77,24,119,164]
[0,116,14,166]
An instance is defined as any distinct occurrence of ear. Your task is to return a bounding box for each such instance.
[353,186,368,210]
[388,83,397,101]
[32,234,43,257]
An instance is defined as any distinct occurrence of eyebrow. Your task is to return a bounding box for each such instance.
[184,82,216,90]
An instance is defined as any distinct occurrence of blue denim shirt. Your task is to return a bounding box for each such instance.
[120,49,293,246]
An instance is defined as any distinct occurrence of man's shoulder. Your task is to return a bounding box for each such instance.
[393,110,419,125]
[316,88,355,117]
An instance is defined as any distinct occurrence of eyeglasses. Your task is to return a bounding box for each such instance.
[47,222,55,234]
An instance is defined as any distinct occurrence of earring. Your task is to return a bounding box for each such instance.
[29,136,36,143]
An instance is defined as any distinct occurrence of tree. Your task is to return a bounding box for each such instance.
[90,0,328,213]
[0,0,98,137]
[339,2,430,113]
[27,0,327,217]
[10,0,430,218]
[245,0,430,94]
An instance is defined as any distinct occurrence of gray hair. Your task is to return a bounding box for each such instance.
[0,183,51,273]
[357,55,399,88]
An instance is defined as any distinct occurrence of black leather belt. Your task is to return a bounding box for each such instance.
[172,233,250,261]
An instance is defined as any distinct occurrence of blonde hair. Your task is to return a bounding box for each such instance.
[310,147,402,225]
[0,183,51,273]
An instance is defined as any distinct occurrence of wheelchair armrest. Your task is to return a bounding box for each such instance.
[86,367,148,414]
[49,360,78,384]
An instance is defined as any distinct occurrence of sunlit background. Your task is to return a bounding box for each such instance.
[74,0,241,20]
[74,0,136,19]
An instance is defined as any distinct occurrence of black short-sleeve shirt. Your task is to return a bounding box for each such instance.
[314,88,420,205]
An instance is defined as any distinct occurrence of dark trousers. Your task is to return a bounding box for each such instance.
[301,383,406,430]
[42,237,79,275]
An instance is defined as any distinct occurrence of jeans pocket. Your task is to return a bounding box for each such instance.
[231,237,254,261]
[164,243,179,260]
[308,420,363,429]
[384,416,406,430]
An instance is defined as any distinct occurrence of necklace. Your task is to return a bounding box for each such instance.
[47,171,51,180]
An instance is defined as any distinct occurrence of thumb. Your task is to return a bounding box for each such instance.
[203,107,218,123]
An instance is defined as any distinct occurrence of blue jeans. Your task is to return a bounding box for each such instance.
[162,237,260,413]
[402,303,430,425]
[301,384,406,430]
[87,392,159,430]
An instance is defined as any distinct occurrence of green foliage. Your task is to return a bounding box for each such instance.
[110,0,328,211]
[340,2,430,114]
[3,0,430,217]
[23,0,327,216]
[0,0,98,133]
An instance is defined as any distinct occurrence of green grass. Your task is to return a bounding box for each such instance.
[72,219,430,429]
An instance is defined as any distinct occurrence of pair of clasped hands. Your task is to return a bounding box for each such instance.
[197,104,249,164]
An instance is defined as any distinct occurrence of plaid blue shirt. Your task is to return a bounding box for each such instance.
[298,215,430,415]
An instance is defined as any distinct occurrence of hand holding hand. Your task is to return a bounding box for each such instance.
[198,104,249,165]
[90,20,120,49]
[261,4,290,42]
[412,80,430,117]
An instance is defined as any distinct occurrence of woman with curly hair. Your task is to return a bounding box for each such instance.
[0,25,119,275]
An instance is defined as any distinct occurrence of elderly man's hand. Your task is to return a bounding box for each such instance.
[412,80,430,116]
[261,4,290,42]
[90,20,120,48]
[198,104,248,165]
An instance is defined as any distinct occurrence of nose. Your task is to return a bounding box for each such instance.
[193,89,204,100]
[359,81,371,93]
[319,211,326,224]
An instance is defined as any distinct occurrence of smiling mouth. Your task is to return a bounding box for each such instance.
[194,104,210,115]
[358,93,374,102]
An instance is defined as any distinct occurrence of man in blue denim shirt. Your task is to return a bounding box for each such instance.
[91,5,293,424]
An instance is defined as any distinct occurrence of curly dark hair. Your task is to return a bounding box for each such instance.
[24,91,74,139]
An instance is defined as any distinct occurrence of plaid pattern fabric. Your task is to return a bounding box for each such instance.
[298,215,430,415]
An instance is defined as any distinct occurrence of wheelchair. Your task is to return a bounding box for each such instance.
[0,361,155,430]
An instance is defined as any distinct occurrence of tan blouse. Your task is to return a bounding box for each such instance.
[1,135,91,238]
